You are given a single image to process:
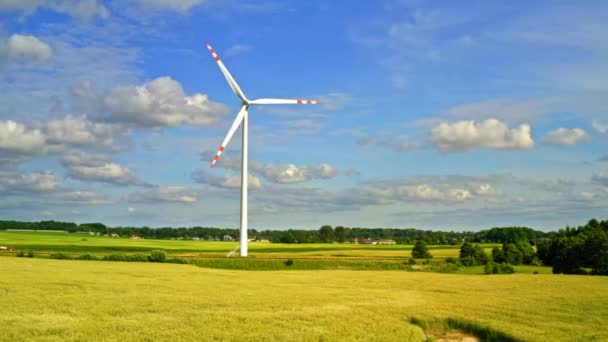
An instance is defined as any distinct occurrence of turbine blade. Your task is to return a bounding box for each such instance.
[250,98,320,105]
[211,105,247,168]
[205,42,248,102]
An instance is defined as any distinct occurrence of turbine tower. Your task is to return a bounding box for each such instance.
[205,42,319,257]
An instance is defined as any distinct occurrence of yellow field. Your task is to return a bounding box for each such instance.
[1,258,606,341]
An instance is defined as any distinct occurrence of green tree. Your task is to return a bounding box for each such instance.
[502,243,523,265]
[412,240,432,259]
[459,242,488,266]
[319,225,334,243]
[334,226,346,243]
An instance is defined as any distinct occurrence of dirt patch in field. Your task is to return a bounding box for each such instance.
[425,329,479,342]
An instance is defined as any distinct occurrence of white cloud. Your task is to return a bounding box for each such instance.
[0,171,63,193]
[128,186,199,203]
[592,172,608,187]
[473,183,502,196]
[0,0,108,21]
[61,151,146,186]
[98,77,229,128]
[543,128,590,146]
[225,44,251,56]
[41,115,126,150]
[1,34,52,63]
[430,118,534,153]
[593,120,608,134]
[200,152,337,184]
[60,189,109,205]
[192,170,262,190]
[136,0,204,13]
[0,120,46,157]
[258,163,337,184]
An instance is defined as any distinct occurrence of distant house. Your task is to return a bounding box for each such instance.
[356,238,377,245]
[130,235,143,240]
[223,235,234,241]
[377,239,396,245]
[0,246,16,251]
[104,233,120,238]
[192,237,200,241]
[259,239,270,243]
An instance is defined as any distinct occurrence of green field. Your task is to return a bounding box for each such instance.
[1,257,607,341]
[0,231,489,259]
[1,231,606,341]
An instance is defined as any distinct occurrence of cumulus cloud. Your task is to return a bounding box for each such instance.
[430,119,534,153]
[41,115,126,150]
[593,120,608,134]
[200,151,337,184]
[0,171,63,193]
[136,0,204,13]
[128,186,199,203]
[192,170,262,190]
[0,34,52,64]
[0,120,46,160]
[543,128,590,146]
[61,151,146,186]
[0,0,108,21]
[592,172,608,187]
[60,189,110,205]
[94,77,229,128]
[473,183,502,196]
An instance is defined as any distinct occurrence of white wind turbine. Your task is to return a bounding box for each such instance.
[205,42,319,257]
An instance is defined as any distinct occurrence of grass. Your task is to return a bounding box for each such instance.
[0,231,494,259]
[1,257,607,341]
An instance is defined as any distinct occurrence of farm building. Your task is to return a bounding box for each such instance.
[355,238,377,245]
[223,235,234,241]
[377,239,396,245]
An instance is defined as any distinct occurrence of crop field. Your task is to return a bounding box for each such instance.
[1,257,607,341]
[0,231,492,259]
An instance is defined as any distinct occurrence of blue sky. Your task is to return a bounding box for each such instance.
[0,0,606,231]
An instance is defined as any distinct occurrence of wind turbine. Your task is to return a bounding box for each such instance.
[205,42,319,257]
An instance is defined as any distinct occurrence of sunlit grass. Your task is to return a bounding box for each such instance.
[0,231,494,259]
[1,258,606,341]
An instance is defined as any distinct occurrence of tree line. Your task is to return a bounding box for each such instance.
[0,219,551,245]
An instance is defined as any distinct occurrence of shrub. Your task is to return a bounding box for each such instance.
[126,253,148,262]
[49,252,73,260]
[484,261,515,274]
[412,240,433,259]
[103,253,127,261]
[460,242,488,266]
[76,253,97,260]
[16,251,25,257]
[165,257,189,264]
[408,258,417,265]
[26,250,34,258]
[284,259,294,267]
[148,249,167,263]
[445,257,456,264]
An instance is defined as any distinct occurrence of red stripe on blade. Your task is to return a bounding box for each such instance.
[306,100,312,104]
[219,146,225,152]
[214,56,220,62]
[297,99,302,104]
[214,155,219,161]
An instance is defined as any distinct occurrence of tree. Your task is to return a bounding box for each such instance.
[319,225,334,243]
[502,243,523,265]
[459,242,488,266]
[334,226,346,243]
[412,240,432,259]
[492,246,504,263]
